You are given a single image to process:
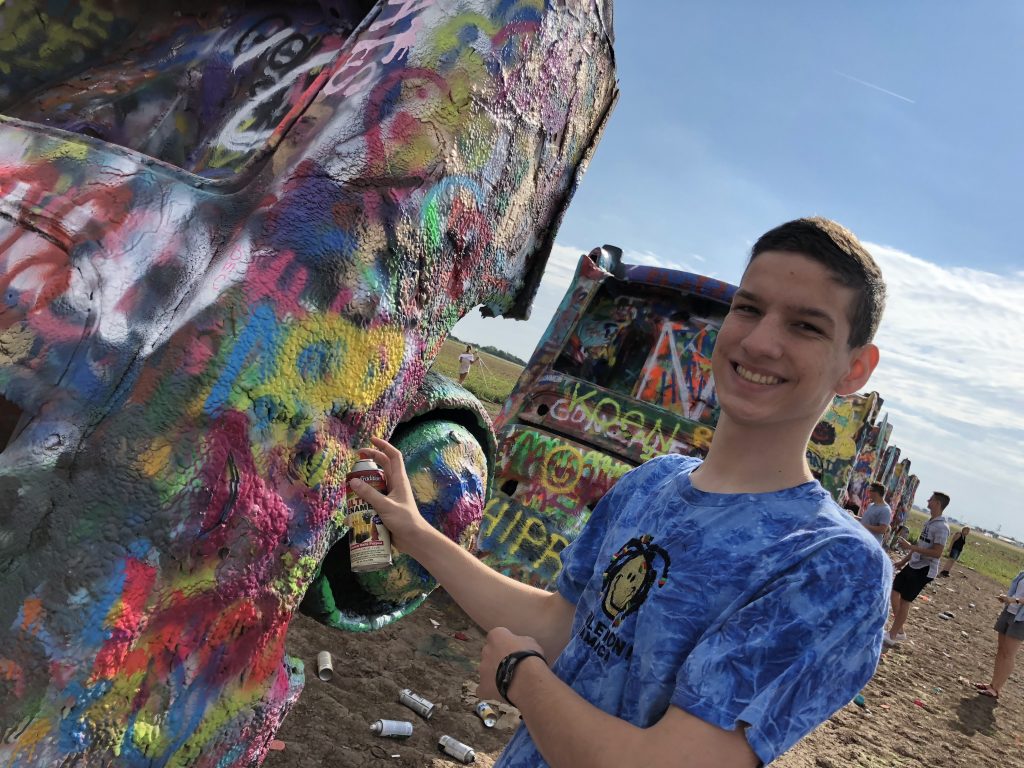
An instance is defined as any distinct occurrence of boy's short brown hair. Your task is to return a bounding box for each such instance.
[749,217,886,348]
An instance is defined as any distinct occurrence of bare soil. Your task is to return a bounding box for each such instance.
[264,563,1024,767]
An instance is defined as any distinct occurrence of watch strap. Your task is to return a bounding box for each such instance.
[495,649,547,706]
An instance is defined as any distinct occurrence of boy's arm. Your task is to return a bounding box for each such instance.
[899,539,944,559]
[478,627,757,768]
[349,438,575,660]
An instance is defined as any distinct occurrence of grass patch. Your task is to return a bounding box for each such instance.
[906,509,1024,585]
[430,339,524,408]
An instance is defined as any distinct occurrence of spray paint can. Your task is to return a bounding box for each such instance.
[438,735,476,764]
[316,650,333,682]
[398,688,436,719]
[345,458,392,572]
[475,701,497,728]
[369,719,414,739]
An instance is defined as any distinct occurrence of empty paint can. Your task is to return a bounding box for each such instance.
[370,719,414,739]
[438,735,476,764]
[316,650,333,682]
[398,688,436,719]
[346,458,392,572]
[475,701,497,727]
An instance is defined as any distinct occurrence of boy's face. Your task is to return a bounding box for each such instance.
[711,251,879,435]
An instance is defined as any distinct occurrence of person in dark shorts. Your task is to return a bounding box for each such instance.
[939,526,970,577]
[974,569,1024,699]
[883,492,951,646]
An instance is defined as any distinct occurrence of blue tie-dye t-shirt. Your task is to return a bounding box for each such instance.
[494,455,892,767]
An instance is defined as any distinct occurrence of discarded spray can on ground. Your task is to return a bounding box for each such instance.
[399,688,436,719]
[370,720,414,739]
[438,735,476,764]
[316,651,333,681]
[475,701,497,727]
[346,458,392,572]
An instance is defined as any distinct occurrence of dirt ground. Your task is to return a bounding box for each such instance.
[264,562,1024,768]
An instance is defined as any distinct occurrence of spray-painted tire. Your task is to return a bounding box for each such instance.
[354,419,488,606]
[301,370,495,632]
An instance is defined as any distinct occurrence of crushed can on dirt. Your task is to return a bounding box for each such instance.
[317,650,333,681]
[475,701,497,727]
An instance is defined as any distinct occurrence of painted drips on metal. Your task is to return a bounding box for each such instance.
[0,1,618,766]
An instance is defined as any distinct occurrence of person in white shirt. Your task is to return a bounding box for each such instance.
[458,345,477,384]
[883,491,951,646]
[974,569,1024,699]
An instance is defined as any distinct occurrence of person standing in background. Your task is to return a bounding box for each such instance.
[458,345,477,384]
[939,526,970,577]
[859,482,892,546]
[974,569,1024,700]
[884,492,951,646]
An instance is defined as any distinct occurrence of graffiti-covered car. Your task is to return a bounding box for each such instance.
[477,248,732,586]
[0,1,617,766]
[477,248,904,588]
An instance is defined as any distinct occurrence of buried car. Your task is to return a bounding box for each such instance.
[0,1,617,765]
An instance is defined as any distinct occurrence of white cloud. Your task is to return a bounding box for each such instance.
[543,243,588,291]
[621,248,709,275]
[866,242,1024,432]
[862,242,1024,528]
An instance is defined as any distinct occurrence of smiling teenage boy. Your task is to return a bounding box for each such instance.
[351,217,892,767]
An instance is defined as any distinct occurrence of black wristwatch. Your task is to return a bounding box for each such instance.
[495,649,547,706]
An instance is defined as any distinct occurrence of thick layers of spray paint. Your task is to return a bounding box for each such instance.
[806,392,881,503]
[846,414,893,512]
[878,446,901,489]
[478,424,632,585]
[0,2,617,766]
[901,475,920,520]
[482,250,924,586]
[887,459,912,519]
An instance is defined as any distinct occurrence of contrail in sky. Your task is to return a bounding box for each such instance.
[833,70,916,104]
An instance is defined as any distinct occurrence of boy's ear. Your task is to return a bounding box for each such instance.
[836,343,880,396]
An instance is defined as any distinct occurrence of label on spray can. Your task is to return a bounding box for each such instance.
[438,735,476,764]
[398,688,436,719]
[370,719,414,739]
[475,701,497,728]
[345,458,392,572]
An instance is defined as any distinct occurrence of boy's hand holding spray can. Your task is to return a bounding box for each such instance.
[345,457,392,572]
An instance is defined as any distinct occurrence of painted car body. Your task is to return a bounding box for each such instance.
[0,1,617,765]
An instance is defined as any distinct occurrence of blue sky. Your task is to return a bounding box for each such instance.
[454,2,1024,539]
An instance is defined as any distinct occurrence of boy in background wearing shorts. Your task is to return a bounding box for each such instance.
[884,492,951,646]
